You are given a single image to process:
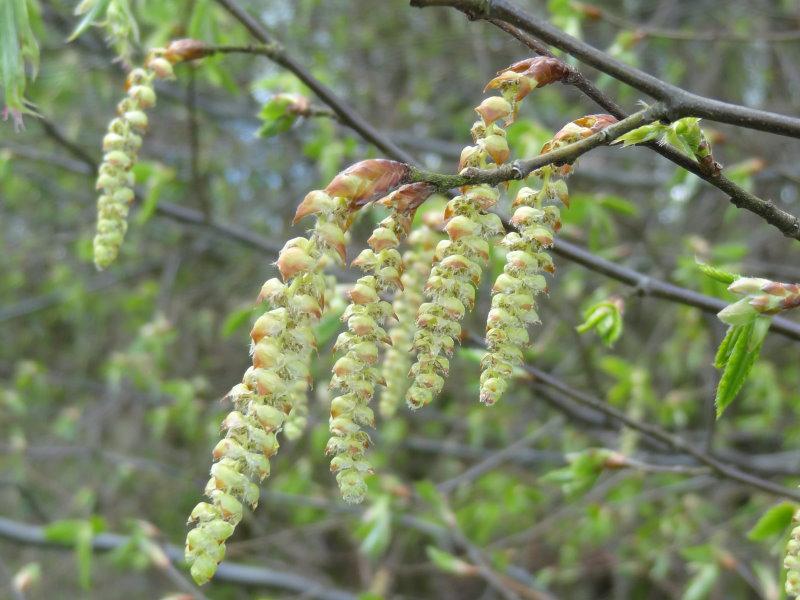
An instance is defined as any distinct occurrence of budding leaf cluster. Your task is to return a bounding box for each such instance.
[257,93,311,138]
[614,115,721,175]
[0,0,39,130]
[712,275,800,418]
[576,297,624,347]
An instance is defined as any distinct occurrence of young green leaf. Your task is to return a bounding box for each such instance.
[357,496,392,559]
[715,317,770,418]
[748,502,796,541]
[68,0,112,42]
[696,259,738,285]
[426,546,474,576]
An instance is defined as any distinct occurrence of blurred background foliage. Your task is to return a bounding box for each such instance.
[2,0,800,598]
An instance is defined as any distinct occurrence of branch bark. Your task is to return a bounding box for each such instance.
[213,0,417,164]
[412,0,800,139]
[466,334,800,502]
[0,517,356,600]
[411,1,800,241]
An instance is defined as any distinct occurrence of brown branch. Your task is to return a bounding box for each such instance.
[576,2,800,44]
[418,6,800,241]
[510,343,800,502]
[407,104,666,189]
[412,0,800,139]
[212,0,417,164]
[0,517,356,600]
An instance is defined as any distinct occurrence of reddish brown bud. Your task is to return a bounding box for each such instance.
[164,39,213,64]
[503,56,570,88]
[325,159,409,204]
[294,190,334,224]
[376,182,436,214]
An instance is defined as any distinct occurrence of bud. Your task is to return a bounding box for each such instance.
[128,84,156,108]
[728,277,771,296]
[444,215,479,240]
[276,246,315,280]
[124,110,149,131]
[348,282,379,305]
[315,221,346,262]
[717,298,758,326]
[368,226,399,251]
[325,159,408,203]
[458,145,484,171]
[164,38,212,63]
[256,278,286,304]
[482,134,510,165]
[294,190,335,224]
[475,96,513,125]
[146,56,175,79]
[376,181,435,213]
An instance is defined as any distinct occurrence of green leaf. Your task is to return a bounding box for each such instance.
[613,122,664,147]
[696,260,738,285]
[426,546,472,575]
[714,324,743,369]
[68,0,111,42]
[221,306,256,338]
[682,563,719,600]
[415,480,446,517]
[358,496,392,559]
[43,518,105,589]
[257,95,300,138]
[715,317,770,418]
[748,502,796,541]
[314,309,345,347]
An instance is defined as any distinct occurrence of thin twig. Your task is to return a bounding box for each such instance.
[212,0,417,163]
[0,517,356,600]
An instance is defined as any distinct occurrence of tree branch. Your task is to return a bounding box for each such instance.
[0,517,356,600]
[412,0,800,139]
[24,119,800,343]
[212,0,417,164]
[414,3,800,241]
[407,105,665,188]
[551,238,800,341]
[466,334,800,502]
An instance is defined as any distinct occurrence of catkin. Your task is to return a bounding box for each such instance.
[379,213,440,418]
[327,182,434,503]
[93,51,174,269]
[185,159,410,583]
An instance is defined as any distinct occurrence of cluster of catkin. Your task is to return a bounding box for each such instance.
[182,53,627,585]
[93,51,174,269]
[379,212,442,418]
[185,159,409,584]
[328,182,435,502]
[405,57,572,409]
